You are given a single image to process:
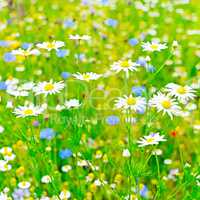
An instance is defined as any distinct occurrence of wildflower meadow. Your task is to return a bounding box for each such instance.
[0,0,199,199]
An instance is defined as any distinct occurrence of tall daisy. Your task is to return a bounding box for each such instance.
[36,41,65,51]
[73,72,101,82]
[12,48,40,56]
[111,60,139,76]
[13,104,44,118]
[142,41,167,52]
[137,132,166,147]
[149,92,181,119]
[115,94,146,112]
[165,83,196,103]
[33,80,64,96]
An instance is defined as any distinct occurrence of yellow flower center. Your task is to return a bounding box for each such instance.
[161,100,171,109]
[151,44,158,50]
[121,60,130,68]
[83,74,91,80]
[47,43,56,49]
[21,182,27,186]
[23,109,34,115]
[44,83,54,91]
[177,86,186,94]
[127,97,136,105]
[146,138,155,143]
[4,164,9,170]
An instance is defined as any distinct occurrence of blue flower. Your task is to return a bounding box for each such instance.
[140,184,148,198]
[132,86,146,96]
[59,149,72,159]
[0,40,9,47]
[136,58,146,67]
[128,38,138,46]
[3,52,16,62]
[40,128,56,140]
[100,0,109,5]
[0,82,7,90]
[146,64,155,73]
[105,18,118,27]
[75,53,85,61]
[106,115,120,125]
[63,19,75,28]
[21,43,33,49]
[56,49,69,57]
[61,72,71,79]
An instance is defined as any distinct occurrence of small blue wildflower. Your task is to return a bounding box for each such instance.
[136,108,146,114]
[128,38,138,46]
[3,52,16,62]
[0,40,9,47]
[21,43,33,49]
[105,18,118,27]
[106,115,120,125]
[0,82,7,90]
[61,72,71,79]
[56,49,69,57]
[136,58,146,67]
[75,53,85,61]
[59,149,72,159]
[140,184,148,198]
[132,86,146,96]
[100,0,109,5]
[63,19,75,28]
[146,64,155,73]
[40,128,56,140]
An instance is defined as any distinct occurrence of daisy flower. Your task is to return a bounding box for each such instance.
[165,83,196,103]
[36,40,65,51]
[142,41,167,52]
[65,99,81,109]
[59,190,71,199]
[110,60,139,75]
[115,94,146,112]
[18,181,31,189]
[0,160,11,172]
[12,48,40,56]
[33,80,64,96]
[73,72,101,82]
[69,34,91,41]
[137,132,166,147]
[149,92,181,119]
[13,104,44,118]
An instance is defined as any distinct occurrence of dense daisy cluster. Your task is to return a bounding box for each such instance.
[0,0,199,199]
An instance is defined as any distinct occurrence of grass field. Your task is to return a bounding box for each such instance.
[0,0,200,199]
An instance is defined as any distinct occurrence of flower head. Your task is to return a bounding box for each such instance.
[137,132,166,147]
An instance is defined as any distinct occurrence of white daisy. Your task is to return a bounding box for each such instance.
[18,181,31,189]
[33,80,65,96]
[142,41,167,52]
[41,175,52,184]
[0,160,11,172]
[137,132,166,147]
[69,34,91,41]
[149,92,181,119]
[65,99,81,109]
[13,104,44,118]
[0,126,4,133]
[36,40,65,51]
[61,165,72,173]
[165,83,196,103]
[110,60,139,75]
[12,48,40,56]
[73,72,101,82]
[115,94,146,112]
[59,190,71,199]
